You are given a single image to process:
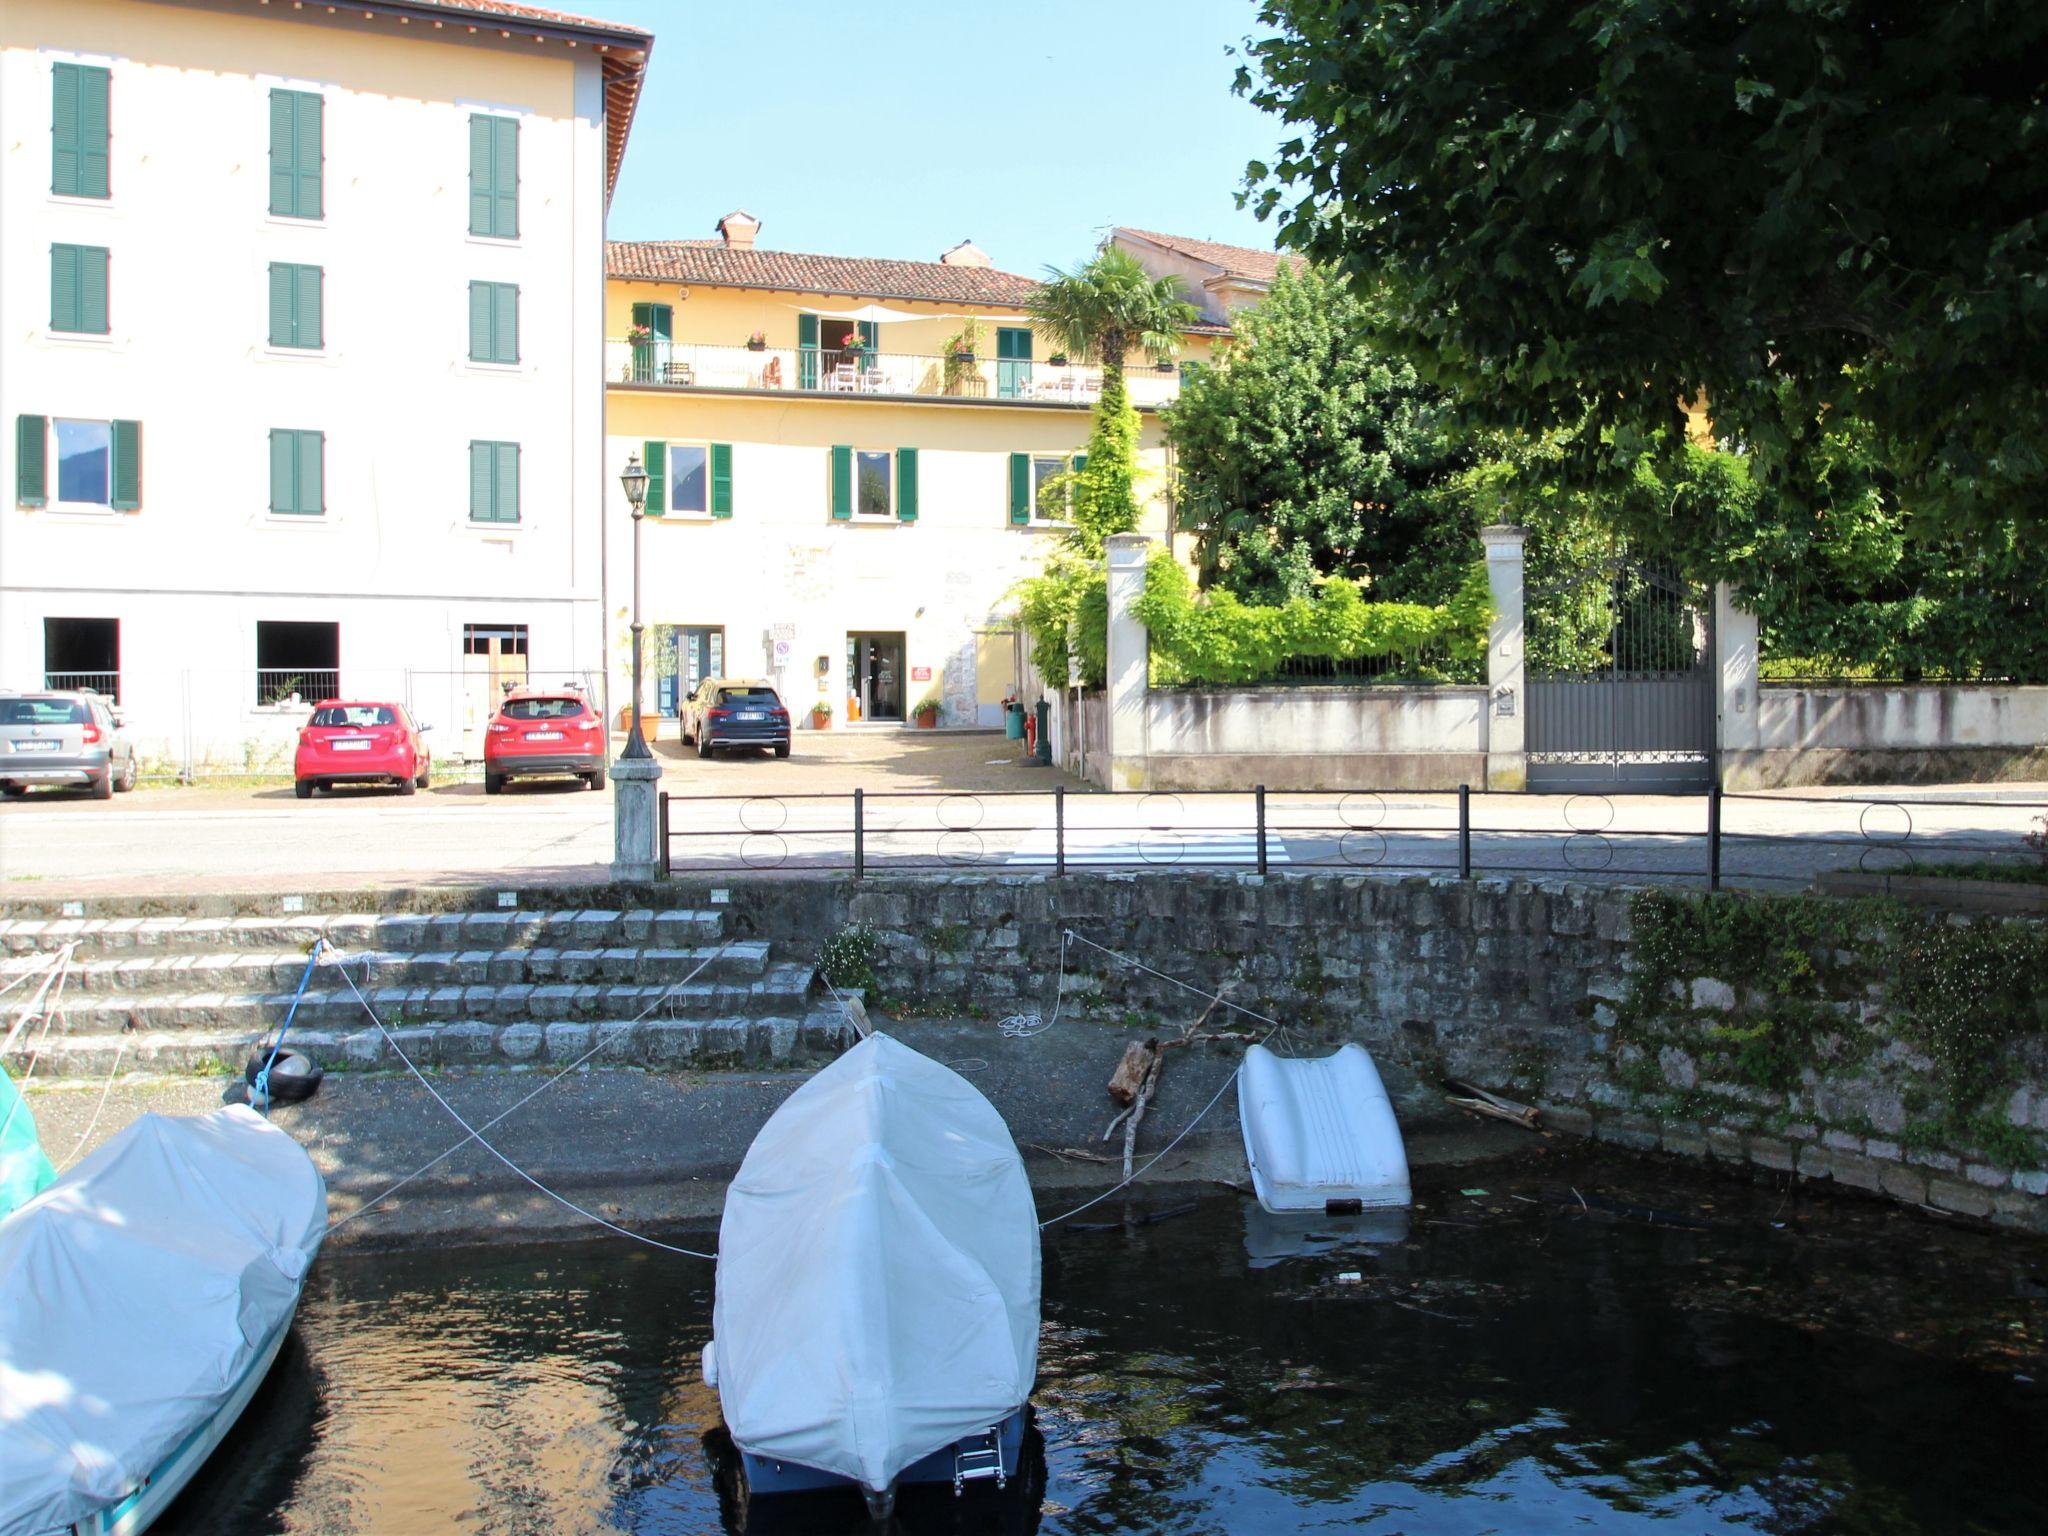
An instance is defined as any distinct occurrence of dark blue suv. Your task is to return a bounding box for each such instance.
[680,678,791,759]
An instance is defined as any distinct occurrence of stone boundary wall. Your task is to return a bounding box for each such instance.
[1138,686,1489,791]
[1724,684,2048,788]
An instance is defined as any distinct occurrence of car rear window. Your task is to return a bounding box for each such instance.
[504,696,588,721]
[311,705,396,727]
[1,700,87,726]
[717,687,781,706]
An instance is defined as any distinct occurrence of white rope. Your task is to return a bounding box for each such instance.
[996,929,1070,1039]
[0,944,76,1057]
[57,1038,127,1172]
[1060,930,1288,1031]
[332,963,717,1259]
[0,947,73,1146]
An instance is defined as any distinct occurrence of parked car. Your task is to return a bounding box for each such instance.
[679,678,791,758]
[0,690,136,800]
[485,688,607,793]
[293,700,430,799]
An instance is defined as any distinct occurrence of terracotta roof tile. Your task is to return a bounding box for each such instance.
[400,0,646,32]
[1116,227,1304,284]
[607,242,1044,308]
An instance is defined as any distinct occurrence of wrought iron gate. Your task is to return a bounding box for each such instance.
[1525,555,1714,790]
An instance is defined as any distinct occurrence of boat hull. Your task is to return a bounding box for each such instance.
[736,1404,1030,1499]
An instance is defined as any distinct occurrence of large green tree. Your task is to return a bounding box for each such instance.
[1165,263,1471,605]
[1026,247,1200,394]
[1237,0,2048,538]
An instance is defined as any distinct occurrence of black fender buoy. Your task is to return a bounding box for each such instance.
[244,1048,324,1105]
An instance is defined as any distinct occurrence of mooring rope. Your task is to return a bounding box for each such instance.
[995,929,1071,1039]
[323,941,738,1258]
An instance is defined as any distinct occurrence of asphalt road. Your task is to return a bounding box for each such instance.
[3,727,2044,894]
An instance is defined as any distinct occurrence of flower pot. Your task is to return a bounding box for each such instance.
[915,713,937,729]
[746,339,766,351]
[1048,356,1069,367]
[951,351,976,363]
[810,709,831,730]
[1156,360,1177,373]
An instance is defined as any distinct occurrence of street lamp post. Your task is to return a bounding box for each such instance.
[618,452,651,761]
[611,452,661,881]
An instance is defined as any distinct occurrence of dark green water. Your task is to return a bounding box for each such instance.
[158,1156,2047,1535]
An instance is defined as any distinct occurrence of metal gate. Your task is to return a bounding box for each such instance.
[1525,555,1714,790]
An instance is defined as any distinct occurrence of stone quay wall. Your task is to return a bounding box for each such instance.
[692,870,2048,1233]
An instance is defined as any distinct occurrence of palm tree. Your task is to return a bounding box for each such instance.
[1026,247,1200,391]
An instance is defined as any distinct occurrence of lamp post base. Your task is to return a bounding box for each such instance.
[611,753,665,881]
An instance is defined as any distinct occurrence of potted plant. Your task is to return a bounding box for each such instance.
[1155,358,1177,373]
[843,332,869,357]
[943,318,985,394]
[810,699,833,730]
[1047,352,1069,367]
[745,329,767,351]
[913,694,942,729]
[626,323,653,345]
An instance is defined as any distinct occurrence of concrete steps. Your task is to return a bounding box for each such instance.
[1,904,835,1079]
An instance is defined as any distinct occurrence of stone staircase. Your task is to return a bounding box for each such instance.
[0,905,846,1079]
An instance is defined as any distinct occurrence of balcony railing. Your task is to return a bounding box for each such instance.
[608,340,1185,409]
[254,667,341,708]
[43,670,120,702]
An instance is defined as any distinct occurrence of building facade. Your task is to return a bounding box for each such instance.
[604,217,1221,733]
[0,0,651,770]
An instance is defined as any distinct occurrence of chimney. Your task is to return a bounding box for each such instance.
[717,209,761,251]
[939,239,990,268]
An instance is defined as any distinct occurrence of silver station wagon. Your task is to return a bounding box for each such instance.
[0,690,137,800]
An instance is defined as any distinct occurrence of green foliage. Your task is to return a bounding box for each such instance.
[1891,920,2048,1120]
[1238,0,2048,541]
[1067,367,1144,558]
[1164,264,1473,605]
[1013,557,1107,690]
[1025,246,1200,388]
[1135,546,1490,686]
[817,923,879,991]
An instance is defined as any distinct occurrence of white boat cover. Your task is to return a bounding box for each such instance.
[1238,1043,1411,1213]
[0,1106,326,1536]
[713,1033,1039,1494]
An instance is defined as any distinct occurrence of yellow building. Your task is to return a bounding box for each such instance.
[603,214,1225,729]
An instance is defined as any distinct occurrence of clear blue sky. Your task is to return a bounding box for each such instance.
[605,0,1284,276]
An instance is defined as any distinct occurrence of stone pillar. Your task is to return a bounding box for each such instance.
[1480,525,1528,791]
[611,754,664,882]
[1104,533,1152,791]
[1713,582,1759,787]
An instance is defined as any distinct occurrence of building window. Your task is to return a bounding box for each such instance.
[643,441,732,517]
[50,244,109,334]
[856,450,892,518]
[469,440,520,523]
[269,89,323,219]
[463,623,529,657]
[52,62,110,199]
[468,113,518,239]
[468,281,519,364]
[44,616,120,702]
[48,418,140,511]
[268,262,323,350]
[830,445,918,522]
[1009,451,1085,524]
[255,619,339,706]
[269,429,325,516]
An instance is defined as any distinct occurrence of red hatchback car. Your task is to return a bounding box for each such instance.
[484,689,607,793]
[294,701,429,798]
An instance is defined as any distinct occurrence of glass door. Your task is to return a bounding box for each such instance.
[996,326,1033,398]
[656,625,723,715]
[847,632,906,721]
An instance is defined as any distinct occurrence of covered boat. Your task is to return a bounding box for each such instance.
[709,1033,1039,1516]
[0,1105,326,1536]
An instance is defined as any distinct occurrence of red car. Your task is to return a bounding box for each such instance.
[484,689,607,793]
[294,700,429,798]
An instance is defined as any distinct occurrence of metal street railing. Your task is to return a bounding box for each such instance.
[658,783,2048,892]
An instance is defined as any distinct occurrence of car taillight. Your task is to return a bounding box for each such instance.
[81,721,102,745]
[707,707,732,720]
[769,708,789,720]
[298,728,311,745]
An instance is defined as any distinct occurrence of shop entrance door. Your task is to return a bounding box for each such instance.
[847,632,905,722]
[656,626,723,716]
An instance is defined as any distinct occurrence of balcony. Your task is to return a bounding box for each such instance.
[607,340,1186,410]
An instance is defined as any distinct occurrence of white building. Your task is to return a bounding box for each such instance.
[0,0,652,771]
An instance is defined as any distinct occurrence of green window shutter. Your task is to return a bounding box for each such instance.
[1007,452,1030,525]
[271,264,321,348]
[79,246,108,333]
[710,442,733,518]
[296,93,323,219]
[50,245,78,332]
[829,444,852,520]
[297,265,322,350]
[301,432,325,515]
[468,115,494,235]
[643,440,666,515]
[268,263,291,346]
[109,420,140,510]
[468,281,491,362]
[495,443,519,522]
[1072,453,1088,474]
[492,116,518,238]
[268,91,296,215]
[270,429,294,513]
[17,416,47,507]
[495,283,518,363]
[895,447,919,522]
[799,313,820,390]
[53,64,110,198]
[469,441,491,520]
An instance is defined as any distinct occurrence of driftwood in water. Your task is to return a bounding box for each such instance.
[1106,1039,1159,1107]
[1443,1077,1544,1132]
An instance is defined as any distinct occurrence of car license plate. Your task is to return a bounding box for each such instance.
[11,741,59,753]
[527,730,564,741]
[333,739,372,752]
[737,711,765,721]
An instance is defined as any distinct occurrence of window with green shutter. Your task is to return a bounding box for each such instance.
[269,429,325,515]
[50,244,109,334]
[469,281,519,364]
[268,90,322,219]
[468,114,519,239]
[1007,453,1030,525]
[52,63,110,199]
[710,443,733,518]
[642,440,667,515]
[469,440,520,523]
[829,444,853,520]
[895,447,919,522]
[16,417,48,508]
[268,263,323,350]
[110,420,141,510]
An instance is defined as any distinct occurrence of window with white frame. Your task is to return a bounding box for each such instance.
[669,443,709,515]
[1031,455,1070,521]
[855,450,893,519]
